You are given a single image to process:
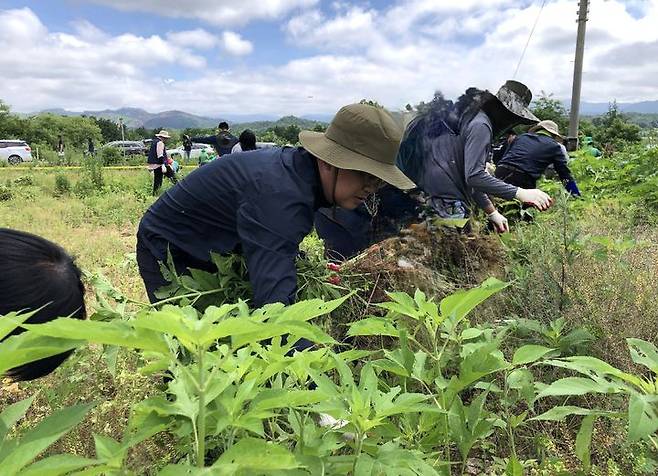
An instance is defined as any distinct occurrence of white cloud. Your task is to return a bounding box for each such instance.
[2,1,658,118]
[221,31,253,56]
[85,0,319,26]
[167,28,217,49]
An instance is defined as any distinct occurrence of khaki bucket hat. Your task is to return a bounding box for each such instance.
[530,120,563,138]
[493,80,539,124]
[299,104,415,190]
[155,130,171,139]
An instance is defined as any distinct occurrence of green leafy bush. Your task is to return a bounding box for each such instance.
[0,184,12,201]
[53,174,71,196]
[99,146,122,166]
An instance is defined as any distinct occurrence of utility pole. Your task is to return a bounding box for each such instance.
[567,0,589,151]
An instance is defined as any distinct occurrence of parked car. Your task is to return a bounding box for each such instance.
[0,140,33,165]
[168,143,215,161]
[101,140,146,156]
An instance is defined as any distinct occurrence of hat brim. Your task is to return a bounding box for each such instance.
[491,96,539,125]
[530,124,563,139]
[299,131,415,190]
[156,134,170,139]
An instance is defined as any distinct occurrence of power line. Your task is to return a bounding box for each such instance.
[513,0,548,79]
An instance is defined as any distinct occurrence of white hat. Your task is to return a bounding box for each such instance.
[155,130,171,139]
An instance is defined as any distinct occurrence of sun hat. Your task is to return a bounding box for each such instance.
[298,104,415,190]
[530,120,563,138]
[155,130,171,139]
[492,80,539,124]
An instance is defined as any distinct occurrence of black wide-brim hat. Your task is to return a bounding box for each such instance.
[492,80,539,125]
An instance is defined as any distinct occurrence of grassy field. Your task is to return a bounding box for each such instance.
[2,162,658,475]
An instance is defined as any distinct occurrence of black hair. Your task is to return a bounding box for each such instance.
[218,121,229,130]
[0,228,86,381]
[239,129,257,151]
[397,88,494,184]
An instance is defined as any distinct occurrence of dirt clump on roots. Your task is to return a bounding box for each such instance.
[330,222,506,346]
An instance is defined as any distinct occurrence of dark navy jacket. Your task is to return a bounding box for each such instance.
[138,147,328,307]
[192,131,238,156]
[498,133,574,182]
[147,137,167,165]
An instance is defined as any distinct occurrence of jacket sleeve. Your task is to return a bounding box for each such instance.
[236,192,309,308]
[191,135,217,147]
[463,122,518,200]
[553,143,575,183]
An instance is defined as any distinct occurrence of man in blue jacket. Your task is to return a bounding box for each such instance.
[495,120,581,196]
[136,103,414,310]
[191,121,239,157]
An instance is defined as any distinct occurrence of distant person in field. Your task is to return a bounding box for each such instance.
[87,137,95,157]
[0,228,85,381]
[397,80,553,233]
[182,134,193,161]
[57,135,65,158]
[495,120,581,196]
[192,121,239,157]
[147,130,178,195]
[231,129,258,154]
[581,136,602,157]
[136,104,414,336]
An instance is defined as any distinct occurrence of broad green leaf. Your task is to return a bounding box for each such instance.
[512,345,554,366]
[575,415,596,469]
[0,403,93,474]
[0,333,82,376]
[347,317,399,337]
[627,338,658,374]
[0,311,36,341]
[0,396,36,446]
[537,377,618,399]
[505,455,523,476]
[628,394,658,441]
[23,318,168,354]
[213,437,299,471]
[440,278,508,323]
[460,328,484,340]
[531,406,619,421]
[17,454,98,476]
[273,294,351,323]
[131,307,206,351]
[93,434,122,466]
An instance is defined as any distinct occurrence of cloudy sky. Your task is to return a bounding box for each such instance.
[0,0,655,118]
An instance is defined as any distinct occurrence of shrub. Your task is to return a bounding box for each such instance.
[0,184,12,201]
[100,147,123,166]
[13,175,34,186]
[54,174,71,196]
[74,156,104,197]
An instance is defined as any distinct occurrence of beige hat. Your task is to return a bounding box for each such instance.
[530,120,563,138]
[155,130,171,139]
[299,104,415,190]
[492,80,539,124]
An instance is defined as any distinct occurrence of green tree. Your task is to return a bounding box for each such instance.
[531,92,569,133]
[591,101,642,150]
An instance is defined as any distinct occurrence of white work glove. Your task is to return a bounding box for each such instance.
[161,164,167,173]
[485,162,496,176]
[487,210,509,233]
[515,188,553,211]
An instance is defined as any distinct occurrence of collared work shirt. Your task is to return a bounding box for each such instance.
[498,132,575,182]
[138,147,327,307]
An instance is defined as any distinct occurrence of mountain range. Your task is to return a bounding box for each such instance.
[37,107,331,129]
[33,100,658,130]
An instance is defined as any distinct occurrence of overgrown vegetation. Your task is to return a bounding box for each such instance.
[1,106,658,474]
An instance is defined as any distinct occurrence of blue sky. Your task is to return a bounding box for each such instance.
[0,1,656,118]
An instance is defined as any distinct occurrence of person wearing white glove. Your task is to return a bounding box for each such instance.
[487,209,509,233]
[514,188,552,211]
